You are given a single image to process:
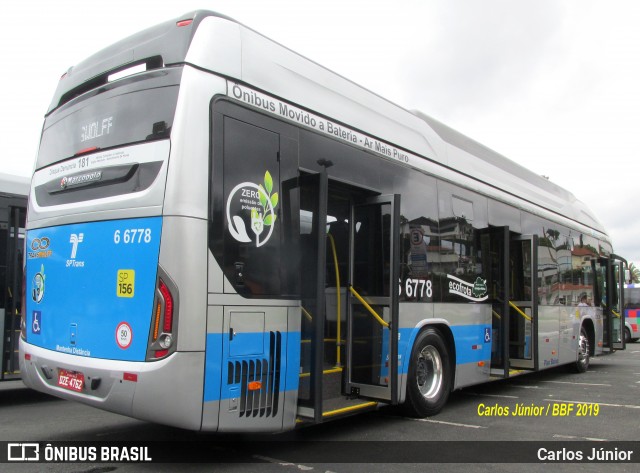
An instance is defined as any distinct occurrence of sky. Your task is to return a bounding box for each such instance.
[2,0,639,266]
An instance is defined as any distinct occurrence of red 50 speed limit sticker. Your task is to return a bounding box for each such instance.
[116,322,133,349]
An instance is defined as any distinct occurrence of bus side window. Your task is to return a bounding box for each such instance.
[220,117,283,297]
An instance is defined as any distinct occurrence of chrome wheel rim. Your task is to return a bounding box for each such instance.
[416,345,443,400]
[577,331,589,368]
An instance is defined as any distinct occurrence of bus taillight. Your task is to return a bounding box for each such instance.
[159,281,173,332]
[147,276,178,361]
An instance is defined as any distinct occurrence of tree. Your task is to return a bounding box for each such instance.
[629,262,640,284]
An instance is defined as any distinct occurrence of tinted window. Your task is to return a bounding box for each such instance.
[37,70,181,169]
[625,288,640,309]
[220,117,284,297]
[525,212,575,306]
[397,172,439,302]
[436,182,488,303]
[537,235,559,305]
[488,199,521,232]
[352,202,391,297]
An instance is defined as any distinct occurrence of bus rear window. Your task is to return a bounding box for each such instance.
[37,73,180,170]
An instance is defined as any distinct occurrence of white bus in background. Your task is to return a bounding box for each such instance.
[20,11,626,431]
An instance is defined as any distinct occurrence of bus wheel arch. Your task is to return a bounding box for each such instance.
[403,324,454,417]
[581,319,595,357]
[571,322,593,373]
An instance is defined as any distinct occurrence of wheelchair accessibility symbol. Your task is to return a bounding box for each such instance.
[484,327,491,343]
[32,311,41,335]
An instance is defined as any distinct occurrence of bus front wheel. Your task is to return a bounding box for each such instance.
[403,328,451,417]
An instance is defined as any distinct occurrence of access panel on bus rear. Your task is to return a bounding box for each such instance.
[25,217,161,361]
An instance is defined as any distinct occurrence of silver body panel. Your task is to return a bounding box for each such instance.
[20,341,204,430]
[186,16,608,242]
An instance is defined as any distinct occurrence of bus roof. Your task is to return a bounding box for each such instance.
[47,10,224,114]
[46,10,608,238]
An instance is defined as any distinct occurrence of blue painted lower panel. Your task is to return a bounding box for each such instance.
[398,324,492,375]
[203,331,300,402]
[450,324,492,364]
[205,323,488,402]
[25,217,162,362]
[204,333,224,403]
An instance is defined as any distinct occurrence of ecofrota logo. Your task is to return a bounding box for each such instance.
[447,274,488,302]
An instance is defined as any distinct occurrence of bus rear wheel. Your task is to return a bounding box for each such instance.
[572,326,590,373]
[403,328,451,417]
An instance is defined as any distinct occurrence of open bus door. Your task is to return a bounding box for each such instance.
[508,235,538,370]
[480,226,509,377]
[597,255,627,352]
[346,195,400,403]
[289,171,328,423]
[292,171,400,421]
[483,229,537,375]
[1,203,26,380]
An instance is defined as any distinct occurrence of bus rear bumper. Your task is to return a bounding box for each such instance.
[20,340,204,430]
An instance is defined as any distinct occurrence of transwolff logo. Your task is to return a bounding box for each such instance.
[60,171,102,189]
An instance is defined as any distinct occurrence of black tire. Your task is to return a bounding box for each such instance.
[403,328,451,417]
[571,326,590,373]
[624,327,631,344]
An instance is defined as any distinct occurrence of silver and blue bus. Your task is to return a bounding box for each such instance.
[20,11,626,431]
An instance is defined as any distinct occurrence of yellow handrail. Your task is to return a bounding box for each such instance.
[602,303,622,319]
[301,306,313,322]
[327,233,342,366]
[349,285,389,328]
[301,338,341,344]
[299,367,343,378]
[322,401,378,418]
[508,301,532,322]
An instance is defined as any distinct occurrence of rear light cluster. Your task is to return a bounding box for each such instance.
[147,274,178,361]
